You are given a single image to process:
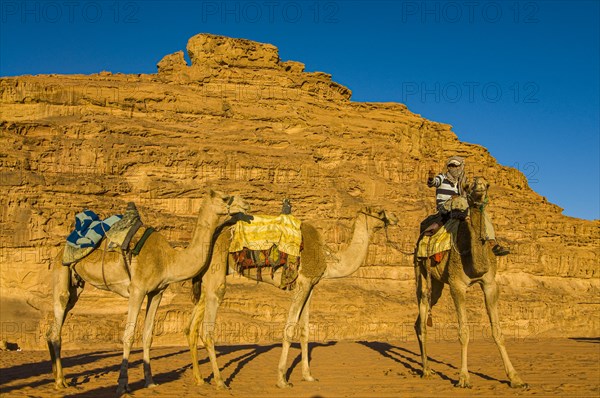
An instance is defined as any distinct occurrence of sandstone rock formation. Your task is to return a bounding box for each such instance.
[0,33,598,350]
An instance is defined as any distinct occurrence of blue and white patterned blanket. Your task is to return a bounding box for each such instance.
[66,210,122,249]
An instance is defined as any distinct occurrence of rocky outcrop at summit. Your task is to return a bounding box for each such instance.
[187,33,280,68]
[157,33,352,101]
[157,50,188,74]
[0,34,598,350]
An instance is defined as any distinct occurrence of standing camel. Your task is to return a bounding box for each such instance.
[46,190,249,395]
[414,177,527,388]
[186,208,398,389]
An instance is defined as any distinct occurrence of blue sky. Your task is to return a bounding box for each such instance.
[1,0,598,220]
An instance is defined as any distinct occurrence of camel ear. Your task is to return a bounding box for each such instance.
[210,189,227,200]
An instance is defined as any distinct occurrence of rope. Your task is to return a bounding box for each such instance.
[101,239,109,289]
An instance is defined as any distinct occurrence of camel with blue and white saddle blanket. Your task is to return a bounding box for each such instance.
[46,191,250,395]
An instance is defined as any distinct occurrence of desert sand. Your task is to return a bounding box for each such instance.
[1,337,599,397]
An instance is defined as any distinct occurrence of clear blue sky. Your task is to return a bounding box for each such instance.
[1,0,598,220]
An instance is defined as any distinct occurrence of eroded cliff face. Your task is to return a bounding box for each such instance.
[1,33,598,350]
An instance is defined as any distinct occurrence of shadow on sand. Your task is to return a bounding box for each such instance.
[196,341,335,386]
[0,348,185,396]
[1,342,337,397]
[569,337,600,344]
[358,340,506,387]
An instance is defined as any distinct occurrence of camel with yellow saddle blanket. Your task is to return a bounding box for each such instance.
[186,204,398,389]
[414,177,527,389]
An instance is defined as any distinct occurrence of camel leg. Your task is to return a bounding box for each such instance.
[414,263,432,378]
[481,281,528,388]
[300,290,317,382]
[202,282,228,389]
[142,290,164,388]
[450,282,471,388]
[116,286,146,395]
[186,291,207,386]
[414,264,444,379]
[46,265,83,389]
[277,275,313,388]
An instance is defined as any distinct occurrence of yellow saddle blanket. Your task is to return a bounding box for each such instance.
[417,219,460,258]
[229,214,302,257]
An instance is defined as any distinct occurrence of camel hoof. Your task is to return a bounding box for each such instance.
[420,368,435,379]
[54,380,70,389]
[455,380,472,389]
[277,381,293,389]
[510,380,529,389]
[146,382,159,388]
[303,375,318,382]
[116,384,131,396]
[216,381,230,390]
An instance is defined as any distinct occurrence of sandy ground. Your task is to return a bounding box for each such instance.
[1,338,598,397]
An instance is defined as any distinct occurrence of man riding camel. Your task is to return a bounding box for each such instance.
[427,156,510,256]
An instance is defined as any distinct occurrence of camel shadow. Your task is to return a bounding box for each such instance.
[0,348,190,396]
[357,341,441,379]
[194,341,335,387]
[60,348,189,397]
[285,341,336,382]
[67,348,188,387]
[358,341,505,386]
[63,342,336,398]
[569,337,600,344]
[202,343,279,386]
[0,349,116,384]
[0,349,122,394]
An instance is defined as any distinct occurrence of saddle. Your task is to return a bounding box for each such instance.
[232,244,301,290]
[62,203,150,269]
[229,213,303,290]
[416,218,460,261]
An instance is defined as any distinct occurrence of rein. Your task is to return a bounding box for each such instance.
[358,210,389,224]
[226,196,235,215]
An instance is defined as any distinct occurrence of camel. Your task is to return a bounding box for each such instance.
[414,177,527,388]
[46,190,250,395]
[186,207,398,389]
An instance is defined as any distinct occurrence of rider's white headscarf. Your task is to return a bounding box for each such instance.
[445,156,467,195]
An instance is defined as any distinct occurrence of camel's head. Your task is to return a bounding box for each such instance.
[468,176,490,204]
[360,207,399,230]
[209,190,251,216]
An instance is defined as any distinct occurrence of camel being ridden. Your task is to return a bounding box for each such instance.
[414,177,527,388]
[46,190,250,395]
[186,207,398,389]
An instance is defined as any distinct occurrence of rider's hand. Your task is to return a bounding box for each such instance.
[427,169,435,181]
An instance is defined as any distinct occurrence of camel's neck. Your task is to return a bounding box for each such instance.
[323,214,374,279]
[169,199,222,282]
[468,207,486,243]
[462,207,491,274]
